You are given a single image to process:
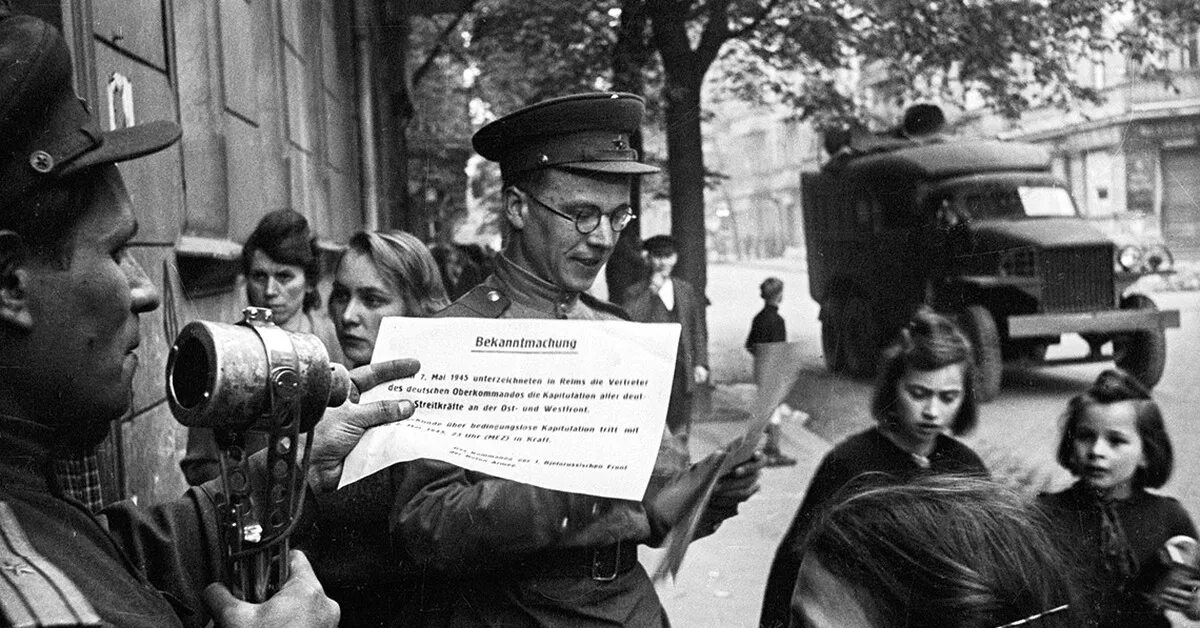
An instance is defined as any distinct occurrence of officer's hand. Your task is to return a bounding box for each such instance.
[307,359,419,493]
[693,365,709,386]
[696,452,763,539]
[202,551,338,628]
[1158,575,1200,619]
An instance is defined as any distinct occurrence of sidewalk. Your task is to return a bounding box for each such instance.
[647,383,831,627]
[647,261,1200,627]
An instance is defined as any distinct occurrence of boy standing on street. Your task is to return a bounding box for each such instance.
[746,277,797,467]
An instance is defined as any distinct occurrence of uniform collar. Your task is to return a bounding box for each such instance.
[493,253,581,318]
[0,412,56,493]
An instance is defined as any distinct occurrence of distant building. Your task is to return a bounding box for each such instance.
[998,29,1200,253]
[703,100,818,261]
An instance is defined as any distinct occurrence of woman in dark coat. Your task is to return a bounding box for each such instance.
[303,230,451,628]
[758,307,988,628]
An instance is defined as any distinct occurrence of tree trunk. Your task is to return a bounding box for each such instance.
[375,6,413,232]
[663,79,707,297]
[605,127,648,305]
[606,0,653,304]
[648,0,733,300]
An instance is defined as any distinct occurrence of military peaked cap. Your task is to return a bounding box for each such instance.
[473,92,659,180]
[0,9,181,213]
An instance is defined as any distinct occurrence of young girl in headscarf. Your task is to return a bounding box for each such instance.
[1039,369,1200,627]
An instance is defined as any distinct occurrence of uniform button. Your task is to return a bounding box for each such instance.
[487,290,501,302]
[29,150,54,173]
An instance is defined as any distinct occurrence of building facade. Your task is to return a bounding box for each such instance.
[1001,30,1200,253]
[14,0,468,506]
[702,100,817,262]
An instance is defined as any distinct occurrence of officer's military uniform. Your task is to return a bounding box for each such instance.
[392,93,689,627]
[396,255,688,627]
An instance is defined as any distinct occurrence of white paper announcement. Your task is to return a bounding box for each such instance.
[339,317,681,500]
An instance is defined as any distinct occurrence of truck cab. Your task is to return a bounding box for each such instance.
[803,116,1179,399]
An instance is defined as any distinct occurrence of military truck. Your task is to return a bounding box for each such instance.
[803,105,1179,400]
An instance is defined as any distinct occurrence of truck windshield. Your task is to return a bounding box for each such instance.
[950,185,1077,220]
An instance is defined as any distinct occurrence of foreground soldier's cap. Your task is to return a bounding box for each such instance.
[0,9,181,213]
[473,92,659,179]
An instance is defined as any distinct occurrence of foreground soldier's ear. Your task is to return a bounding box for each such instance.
[0,231,34,331]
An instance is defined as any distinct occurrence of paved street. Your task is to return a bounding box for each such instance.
[649,256,1200,627]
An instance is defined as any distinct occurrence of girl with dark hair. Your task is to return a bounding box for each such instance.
[794,474,1078,628]
[241,209,336,342]
[1038,369,1200,627]
[759,307,988,628]
[181,209,342,485]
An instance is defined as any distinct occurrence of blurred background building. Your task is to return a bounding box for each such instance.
[1000,29,1200,256]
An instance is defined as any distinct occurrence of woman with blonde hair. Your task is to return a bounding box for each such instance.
[307,230,451,627]
[329,230,450,368]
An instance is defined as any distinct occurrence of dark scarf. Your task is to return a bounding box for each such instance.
[1089,488,1138,587]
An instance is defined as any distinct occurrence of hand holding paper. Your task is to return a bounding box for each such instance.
[307,358,421,494]
[648,452,727,531]
[698,453,764,536]
[652,341,803,580]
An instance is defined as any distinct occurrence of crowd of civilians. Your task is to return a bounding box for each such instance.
[183,205,1200,628]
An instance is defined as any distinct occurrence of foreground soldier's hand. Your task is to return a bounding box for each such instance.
[307,358,420,493]
[203,551,338,627]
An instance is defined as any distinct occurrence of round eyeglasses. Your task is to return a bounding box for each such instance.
[517,187,636,234]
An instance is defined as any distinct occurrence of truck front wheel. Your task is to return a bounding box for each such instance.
[840,296,879,378]
[959,305,1002,402]
[820,299,845,372]
[1112,294,1166,388]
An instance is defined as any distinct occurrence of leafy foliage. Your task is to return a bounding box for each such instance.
[461,0,1197,128]
[466,0,620,114]
[454,0,1199,290]
[706,0,1200,127]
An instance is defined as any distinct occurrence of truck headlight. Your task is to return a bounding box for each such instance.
[1144,244,1173,272]
[1116,245,1142,272]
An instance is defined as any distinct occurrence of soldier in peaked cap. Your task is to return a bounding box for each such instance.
[391,93,763,627]
[0,8,417,627]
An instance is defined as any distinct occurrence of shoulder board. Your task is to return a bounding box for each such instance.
[580,293,630,321]
[435,284,511,319]
[0,502,101,627]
